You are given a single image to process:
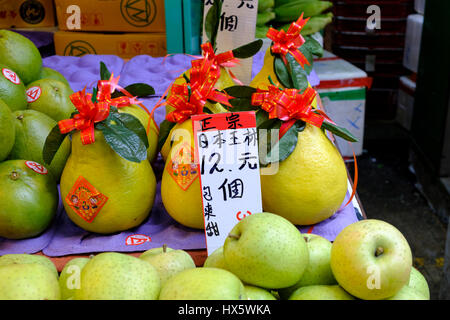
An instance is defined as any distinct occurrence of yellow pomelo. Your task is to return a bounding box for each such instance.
[60,129,157,234]
[261,124,347,225]
[165,66,234,115]
[118,105,159,163]
[161,67,232,162]
[160,119,204,229]
[250,48,317,108]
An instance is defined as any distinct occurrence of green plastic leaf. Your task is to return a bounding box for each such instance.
[157,119,176,151]
[299,45,314,75]
[321,120,358,142]
[100,61,111,80]
[265,121,299,164]
[223,85,257,99]
[255,110,269,127]
[205,0,222,50]
[123,83,155,97]
[228,97,258,112]
[96,117,147,163]
[115,112,149,149]
[111,83,155,99]
[232,39,263,59]
[273,55,293,88]
[303,35,323,58]
[91,87,98,103]
[286,54,309,91]
[43,124,68,166]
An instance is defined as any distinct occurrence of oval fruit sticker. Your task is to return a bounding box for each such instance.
[26,86,42,103]
[2,68,21,85]
[25,161,48,175]
[125,234,151,246]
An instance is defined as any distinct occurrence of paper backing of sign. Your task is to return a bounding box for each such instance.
[192,111,263,256]
[202,0,257,85]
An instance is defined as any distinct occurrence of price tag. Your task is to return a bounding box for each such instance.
[202,0,258,84]
[192,111,263,255]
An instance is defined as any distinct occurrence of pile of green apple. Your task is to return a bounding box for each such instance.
[0,212,430,300]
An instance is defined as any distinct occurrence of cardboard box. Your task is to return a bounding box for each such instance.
[54,31,167,59]
[0,0,56,28]
[314,51,372,158]
[396,75,416,131]
[415,0,426,14]
[55,0,165,33]
[403,14,424,73]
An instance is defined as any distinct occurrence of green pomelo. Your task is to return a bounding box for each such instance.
[8,109,71,180]
[0,63,27,111]
[0,98,15,161]
[0,30,42,85]
[26,78,75,122]
[0,160,58,239]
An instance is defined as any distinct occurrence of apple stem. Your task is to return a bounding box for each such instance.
[375,246,384,257]
[17,115,24,121]
[163,244,167,253]
[304,236,309,243]
[228,233,240,240]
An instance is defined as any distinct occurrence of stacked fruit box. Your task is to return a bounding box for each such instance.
[330,0,415,121]
[53,0,167,59]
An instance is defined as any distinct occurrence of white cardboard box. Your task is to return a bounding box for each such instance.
[396,76,417,131]
[415,0,426,14]
[314,51,371,158]
[403,14,424,73]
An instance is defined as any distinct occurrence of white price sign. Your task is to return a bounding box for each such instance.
[192,111,263,255]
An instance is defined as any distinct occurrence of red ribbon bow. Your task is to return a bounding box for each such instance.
[266,13,310,68]
[199,42,242,85]
[96,74,141,108]
[166,57,233,123]
[252,85,322,137]
[251,85,283,119]
[58,89,110,145]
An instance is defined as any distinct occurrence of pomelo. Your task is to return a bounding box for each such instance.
[0,63,27,111]
[8,109,71,181]
[119,105,159,163]
[39,67,71,89]
[0,160,58,239]
[26,78,76,122]
[0,98,15,161]
[0,30,42,85]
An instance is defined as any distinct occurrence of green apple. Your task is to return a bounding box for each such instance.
[139,244,196,287]
[203,246,228,269]
[331,219,412,300]
[279,233,336,299]
[0,254,58,279]
[223,212,309,289]
[386,285,428,300]
[159,267,246,300]
[0,263,61,300]
[288,285,355,300]
[406,267,430,299]
[74,252,161,300]
[244,285,277,300]
[59,257,90,300]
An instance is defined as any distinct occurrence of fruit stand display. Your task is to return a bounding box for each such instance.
[0,2,431,301]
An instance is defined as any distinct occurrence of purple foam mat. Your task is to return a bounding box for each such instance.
[0,53,359,257]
